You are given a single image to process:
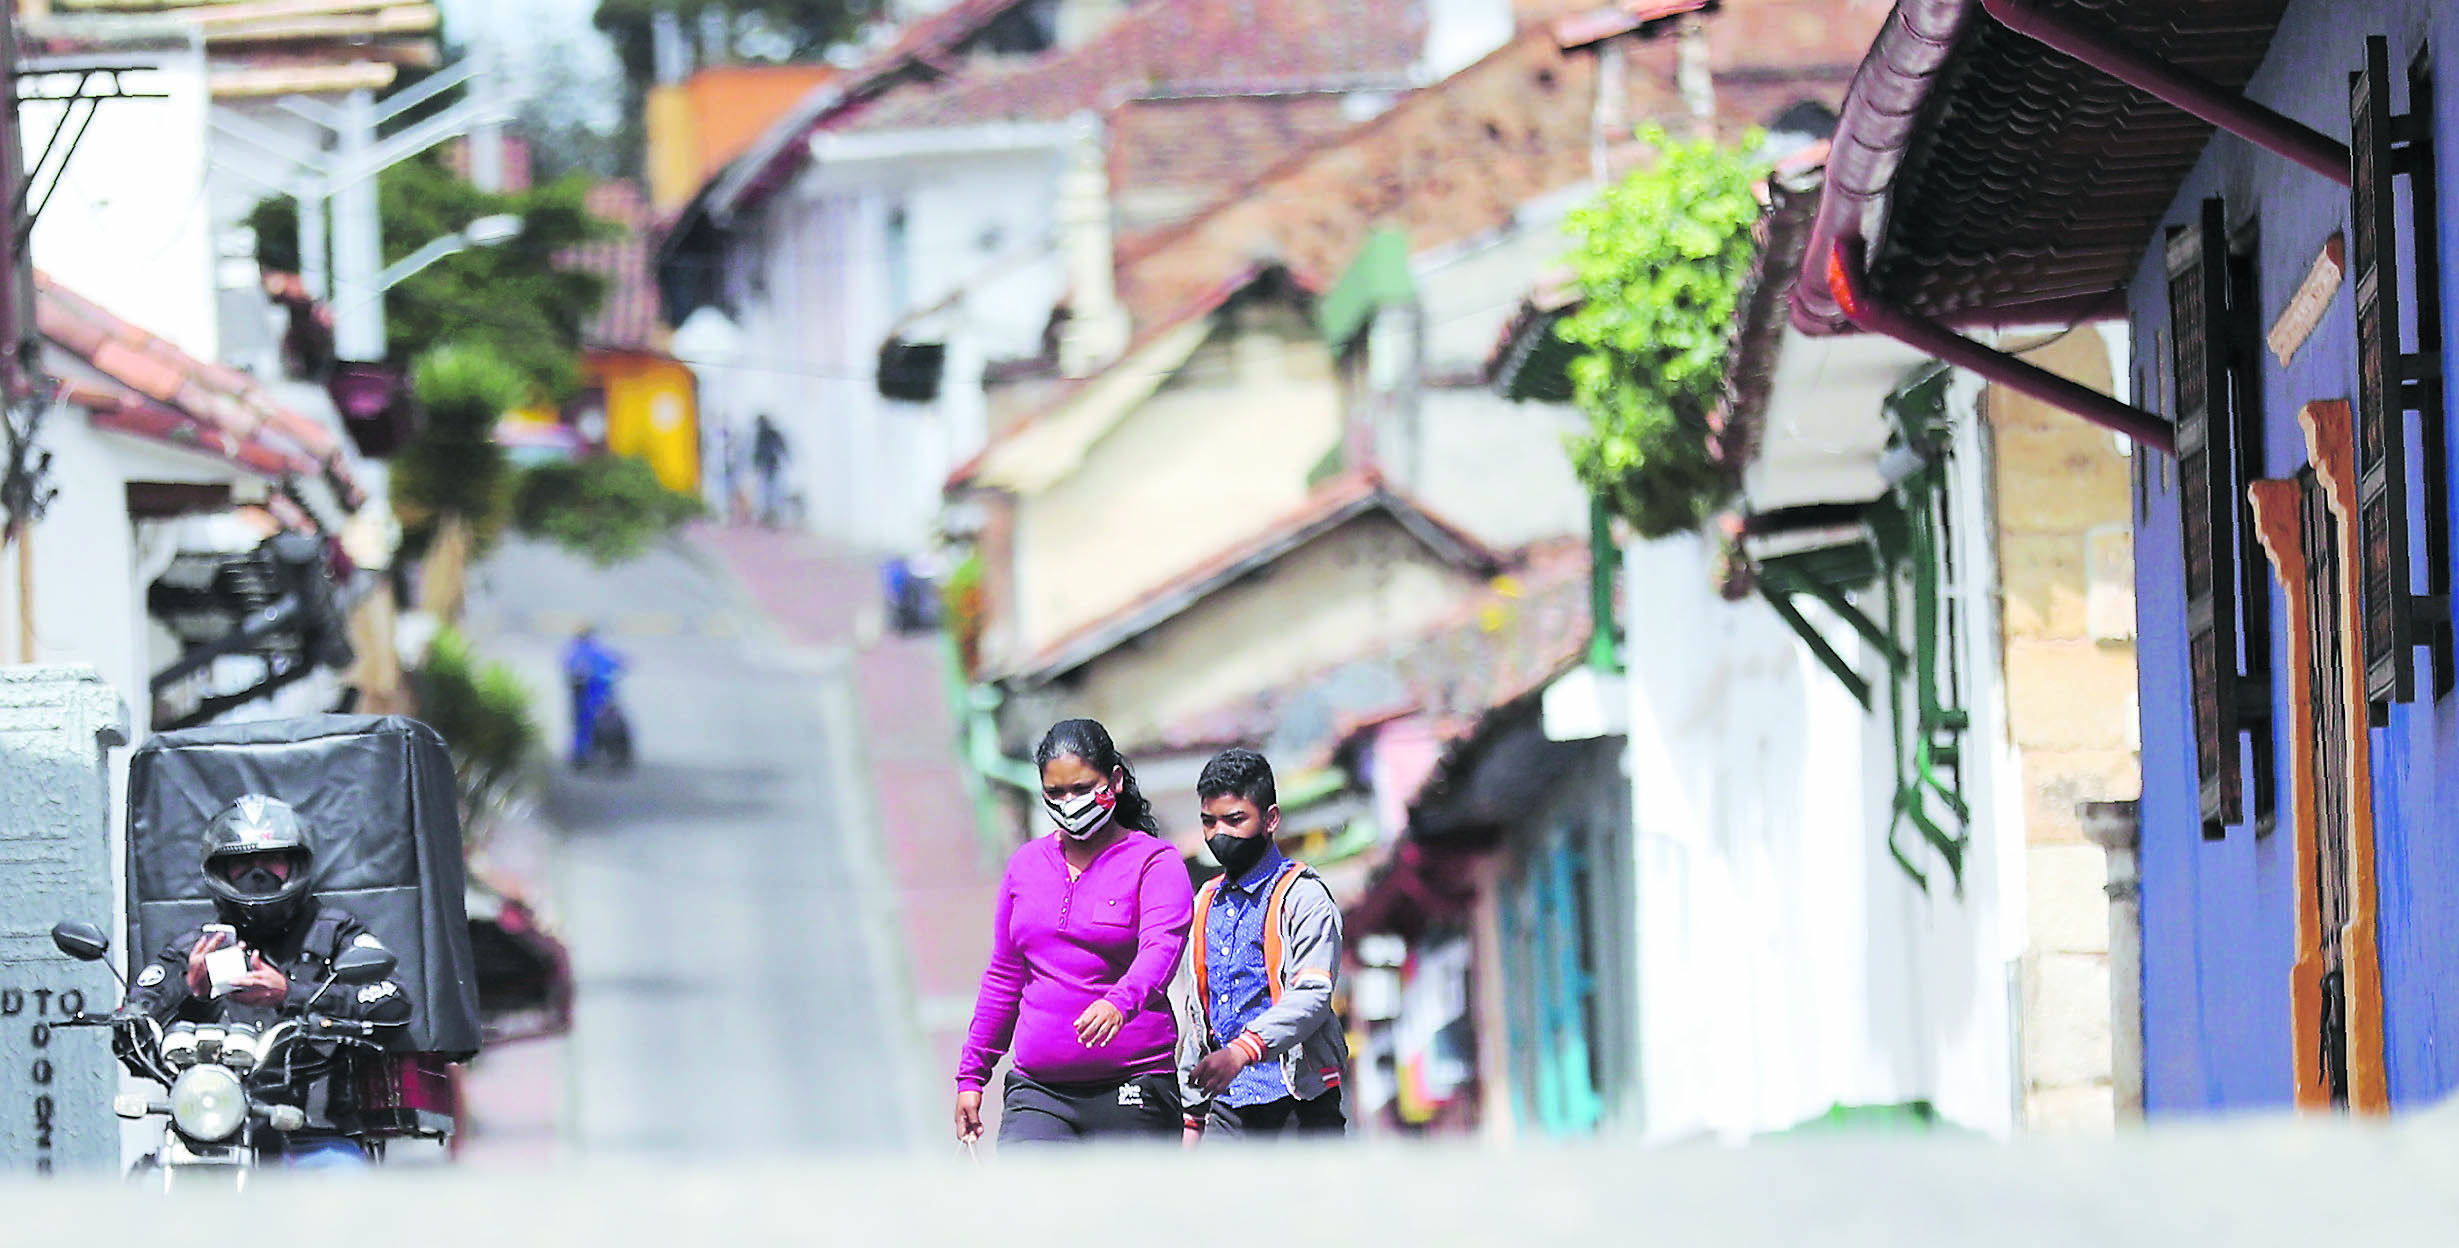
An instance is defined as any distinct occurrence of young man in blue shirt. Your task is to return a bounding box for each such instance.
[1178,748,1349,1140]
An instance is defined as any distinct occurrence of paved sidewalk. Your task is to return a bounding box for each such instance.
[695,523,1008,1111]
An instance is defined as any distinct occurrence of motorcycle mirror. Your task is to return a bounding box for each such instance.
[328,946,397,985]
[51,921,109,962]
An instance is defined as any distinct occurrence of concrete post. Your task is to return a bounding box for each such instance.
[0,666,129,1175]
[2081,799,2144,1120]
[330,89,384,362]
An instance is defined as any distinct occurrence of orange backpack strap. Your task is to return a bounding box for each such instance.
[1261,861,1307,1002]
[1191,877,1223,1009]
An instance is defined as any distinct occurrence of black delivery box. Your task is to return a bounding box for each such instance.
[125,715,482,1060]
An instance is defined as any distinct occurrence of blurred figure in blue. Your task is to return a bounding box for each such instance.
[562,624,626,769]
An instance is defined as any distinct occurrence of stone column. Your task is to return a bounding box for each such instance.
[2080,799,2144,1121]
[0,666,129,1174]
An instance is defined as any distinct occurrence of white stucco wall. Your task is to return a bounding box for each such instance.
[707,140,1068,555]
[1011,304,1342,653]
[23,47,217,361]
[1620,524,2019,1142]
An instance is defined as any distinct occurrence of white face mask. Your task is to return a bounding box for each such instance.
[1046,786,1117,840]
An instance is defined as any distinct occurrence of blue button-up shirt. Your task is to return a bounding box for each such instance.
[1207,843,1291,1107]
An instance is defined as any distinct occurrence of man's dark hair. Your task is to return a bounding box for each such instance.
[1198,747,1277,811]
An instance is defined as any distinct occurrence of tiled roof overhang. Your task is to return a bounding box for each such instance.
[1792,0,2293,335]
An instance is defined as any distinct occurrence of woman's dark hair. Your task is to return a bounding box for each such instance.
[1035,718,1159,833]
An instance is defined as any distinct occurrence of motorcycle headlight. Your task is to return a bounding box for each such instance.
[168,1065,247,1142]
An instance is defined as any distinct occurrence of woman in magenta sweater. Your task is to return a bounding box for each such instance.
[954,719,1195,1147]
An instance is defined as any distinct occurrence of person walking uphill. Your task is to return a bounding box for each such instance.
[954,719,1195,1147]
[1177,748,1349,1141]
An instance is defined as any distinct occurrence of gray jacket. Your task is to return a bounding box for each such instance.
[1172,860,1349,1115]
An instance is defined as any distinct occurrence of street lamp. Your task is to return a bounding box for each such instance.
[376,213,522,292]
[327,213,522,332]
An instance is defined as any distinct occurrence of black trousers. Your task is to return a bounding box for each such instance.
[1205,1089,1348,1140]
[999,1071,1182,1146]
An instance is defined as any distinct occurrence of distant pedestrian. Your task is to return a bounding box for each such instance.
[954,719,1193,1148]
[560,624,624,768]
[751,414,789,528]
[1176,748,1349,1142]
[716,424,745,526]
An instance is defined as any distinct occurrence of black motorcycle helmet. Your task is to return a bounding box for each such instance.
[201,795,317,937]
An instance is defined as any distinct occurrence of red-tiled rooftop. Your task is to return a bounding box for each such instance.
[37,274,356,495]
[1794,0,2295,334]
[836,0,1426,133]
[564,180,664,353]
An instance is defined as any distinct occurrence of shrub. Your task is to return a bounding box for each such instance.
[1559,128,1769,538]
[512,454,706,567]
[392,342,528,554]
[412,626,540,830]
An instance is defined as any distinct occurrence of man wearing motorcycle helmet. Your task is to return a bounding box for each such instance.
[123,794,414,1169]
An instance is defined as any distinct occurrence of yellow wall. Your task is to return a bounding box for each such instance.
[645,84,700,219]
[592,352,700,494]
[1012,300,1342,655]
[1993,326,2140,1130]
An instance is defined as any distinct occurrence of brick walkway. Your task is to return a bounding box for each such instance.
[695,522,1007,1104]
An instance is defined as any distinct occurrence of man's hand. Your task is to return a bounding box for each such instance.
[225,952,289,1008]
[184,930,234,997]
[1193,1045,1254,1095]
[954,1089,984,1143]
[1073,1000,1125,1047]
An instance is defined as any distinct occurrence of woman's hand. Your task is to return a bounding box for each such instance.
[1073,1000,1125,1047]
[954,1089,984,1143]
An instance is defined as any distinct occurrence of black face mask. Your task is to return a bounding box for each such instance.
[228,864,285,898]
[1208,832,1270,879]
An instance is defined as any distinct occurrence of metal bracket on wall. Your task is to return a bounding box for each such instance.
[10,64,168,247]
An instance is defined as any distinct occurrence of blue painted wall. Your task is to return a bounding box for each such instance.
[2128,0,2459,1112]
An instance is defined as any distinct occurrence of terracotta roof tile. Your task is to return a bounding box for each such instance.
[35,273,353,494]
[1110,28,1659,330]
[1140,537,1594,761]
[839,0,1425,133]
[1797,0,2292,331]
[563,180,664,352]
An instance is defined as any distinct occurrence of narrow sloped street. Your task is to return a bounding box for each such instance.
[460,534,932,1156]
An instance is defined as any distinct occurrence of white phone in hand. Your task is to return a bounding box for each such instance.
[201,924,246,998]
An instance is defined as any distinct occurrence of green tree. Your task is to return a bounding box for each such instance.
[1559,128,1769,538]
[379,160,611,399]
[244,157,612,398]
[512,455,706,567]
[391,342,527,553]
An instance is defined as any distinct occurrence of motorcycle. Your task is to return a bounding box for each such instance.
[49,919,402,1189]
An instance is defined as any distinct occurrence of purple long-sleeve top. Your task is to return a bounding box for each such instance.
[956,830,1194,1089]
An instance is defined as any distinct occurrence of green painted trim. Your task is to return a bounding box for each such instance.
[1276,766,1350,812]
[1300,817,1383,868]
[937,632,1038,861]
[1588,497,1622,672]
[1756,560,1902,672]
[1316,225,1414,346]
[1760,584,1873,710]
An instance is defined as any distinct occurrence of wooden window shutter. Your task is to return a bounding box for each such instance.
[2348,35,2450,708]
[2171,196,2241,835]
